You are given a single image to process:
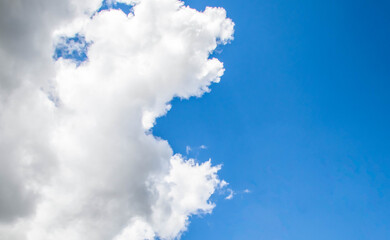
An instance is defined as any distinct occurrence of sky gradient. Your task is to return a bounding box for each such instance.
[154,0,390,239]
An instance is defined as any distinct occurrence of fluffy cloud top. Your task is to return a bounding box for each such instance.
[0,0,234,239]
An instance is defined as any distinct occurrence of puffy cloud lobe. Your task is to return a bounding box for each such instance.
[0,0,234,239]
[115,156,226,240]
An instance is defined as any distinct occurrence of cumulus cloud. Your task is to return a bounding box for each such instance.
[0,0,233,239]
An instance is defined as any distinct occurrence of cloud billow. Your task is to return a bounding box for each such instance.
[0,0,234,239]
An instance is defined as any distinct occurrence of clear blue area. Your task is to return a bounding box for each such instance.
[53,34,90,65]
[97,0,133,15]
[153,0,390,239]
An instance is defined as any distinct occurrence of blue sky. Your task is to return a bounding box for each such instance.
[153,0,390,239]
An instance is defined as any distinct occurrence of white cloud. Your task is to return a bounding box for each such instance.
[0,0,234,239]
[225,189,235,200]
[186,146,192,155]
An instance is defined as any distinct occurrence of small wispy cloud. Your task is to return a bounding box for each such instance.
[186,146,192,155]
[225,189,235,200]
[186,145,208,156]
[224,188,251,200]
